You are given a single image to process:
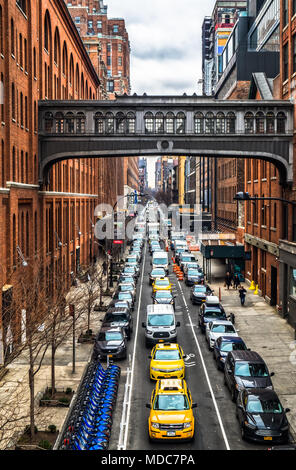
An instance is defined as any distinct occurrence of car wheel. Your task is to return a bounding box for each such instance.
[223,374,227,386]
[240,425,246,441]
[231,387,237,403]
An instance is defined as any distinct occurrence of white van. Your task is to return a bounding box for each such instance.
[152,251,169,274]
[142,305,180,347]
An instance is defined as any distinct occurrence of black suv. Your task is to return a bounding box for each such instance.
[93,326,127,361]
[199,301,226,333]
[101,307,133,340]
[224,350,275,403]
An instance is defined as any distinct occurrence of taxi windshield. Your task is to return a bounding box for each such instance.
[156,280,170,287]
[154,350,181,361]
[154,394,189,411]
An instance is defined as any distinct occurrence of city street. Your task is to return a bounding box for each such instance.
[108,242,275,451]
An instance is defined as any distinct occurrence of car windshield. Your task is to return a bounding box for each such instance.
[212,324,235,333]
[154,394,189,411]
[114,302,129,308]
[99,332,123,341]
[153,258,167,265]
[188,270,201,276]
[235,362,269,377]
[156,292,172,298]
[154,350,181,361]
[105,314,128,323]
[156,280,170,287]
[187,264,199,269]
[124,268,135,273]
[246,398,283,414]
[194,286,207,293]
[118,293,132,300]
[220,342,246,352]
[148,314,174,327]
[204,310,224,318]
[152,269,165,276]
[181,257,194,262]
[120,285,133,292]
[121,277,134,283]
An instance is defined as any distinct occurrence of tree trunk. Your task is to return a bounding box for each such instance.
[28,346,35,441]
[51,343,56,399]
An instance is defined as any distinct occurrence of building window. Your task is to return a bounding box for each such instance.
[245,112,254,134]
[12,83,16,120]
[11,18,15,56]
[118,57,122,66]
[118,43,122,52]
[273,203,277,229]
[144,112,154,134]
[97,20,102,29]
[107,80,114,92]
[107,56,111,66]
[283,0,289,27]
[283,43,289,81]
[290,268,296,298]
[255,112,265,134]
[113,25,119,33]
[293,207,296,241]
[88,20,93,29]
[75,17,80,24]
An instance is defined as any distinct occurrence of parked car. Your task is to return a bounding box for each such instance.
[101,307,133,340]
[213,336,248,371]
[224,350,275,403]
[190,284,212,305]
[205,320,239,351]
[152,290,175,308]
[199,297,226,333]
[236,388,290,444]
[112,291,134,310]
[93,326,127,361]
[108,299,131,313]
[183,262,201,275]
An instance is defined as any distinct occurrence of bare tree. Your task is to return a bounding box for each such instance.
[79,263,102,334]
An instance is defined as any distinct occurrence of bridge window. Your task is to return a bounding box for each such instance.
[205,112,214,134]
[145,112,154,134]
[165,112,175,134]
[244,112,254,134]
[65,112,75,133]
[45,112,53,132]
[226,112,235,133]
[266,112,275,134]
[127,112,136,134]
[95,112,104,133]
[55,112,64,133]
[76,112,86,134]
[116,112,126,134]
[194,112,204,134]
[176,112,186,134]
[255,112,265,134]
[105,112,114,134]
[216,112,225,134]
[277,112,286,134]
[155,112,164,134]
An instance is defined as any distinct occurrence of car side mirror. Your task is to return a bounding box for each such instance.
[227,369,232,375]
[176,322,181,328]
[148,355,152,359]
[183,355,186,359]
[146,404,151,409]
[285,408,291,413]
[192,403,197,409]
[237,404,243,410]
[247,348,251,351]
[142,322,146,328]
[270,372,275,377]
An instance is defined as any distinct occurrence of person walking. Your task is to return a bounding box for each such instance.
[102,260,107,276]
[225,272,233,290]
[239,285,247,306]
[233,273,240,290]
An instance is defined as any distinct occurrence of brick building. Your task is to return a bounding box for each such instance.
[0,0,128,351]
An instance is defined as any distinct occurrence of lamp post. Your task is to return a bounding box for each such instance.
[234,192,296,206]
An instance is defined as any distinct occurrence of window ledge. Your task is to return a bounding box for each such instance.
[270,227,277,232]
[261,178,267,182]
[261,225,267,229]
[271,177,277,181]
[253,223,259,227]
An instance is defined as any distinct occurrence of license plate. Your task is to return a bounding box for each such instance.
[264,437,272,441]
[159,340,164,343]
[108,355,113,358]
[167,431,176,437]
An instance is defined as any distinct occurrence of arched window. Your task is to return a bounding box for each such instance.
[54,28,60,66]
[95,112,104,133]
[55,112,64,133]
[45,112,53,132]
[277,112,286,134]
[65,112,75,133]
[44,11,51,53]
[127,112,136,134]
[75,65,79,94]
[116,112,126,133]
[194,112,204,133]
[244,112,254,134]
[76,112,86,134]
[255,112,265,134]
[266,112,275,134]
[155,112,164,134]
[0,6,3,55]
[105,112,114,134]
[62,42,68,76]
[11,18,15,56]
[69,54,74,88]
[81,72,84,99]
[226,112,236,133]
[165,112,175,133]
[216,112,225,134]
[12,147,16,181]
[85,80,88,99]
[205,112,214,134]
[176,112,186,134]
[144,112,154,134]
[12,84,16,120]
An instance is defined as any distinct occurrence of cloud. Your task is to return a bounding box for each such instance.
[106,0,216,95]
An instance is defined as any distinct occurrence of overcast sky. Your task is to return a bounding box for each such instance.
[106,0,216,187]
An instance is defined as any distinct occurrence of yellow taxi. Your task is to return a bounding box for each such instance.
[152,277,172,293]
[149,343,185,381]
[146,379,196,442]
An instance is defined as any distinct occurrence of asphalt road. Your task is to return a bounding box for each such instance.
[109,242,271,451]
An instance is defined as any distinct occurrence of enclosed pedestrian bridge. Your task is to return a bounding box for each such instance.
[38,95,294,185]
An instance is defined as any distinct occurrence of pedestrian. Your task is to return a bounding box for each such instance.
[233,273,240,290]
[239,285,247,306]
[102,260,107,276]
[224,272,232,290]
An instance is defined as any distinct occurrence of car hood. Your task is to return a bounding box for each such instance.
[152,360,183,369]
[210,332,237,340]
[97,340,125,349]
[193,292,206,297]
[247,412,287,430]
[103,321,129,328]
[151,411,191,424]
[236,376,273,389]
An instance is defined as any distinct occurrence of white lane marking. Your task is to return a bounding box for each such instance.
[177,280,231,451]
[117,242,147,451]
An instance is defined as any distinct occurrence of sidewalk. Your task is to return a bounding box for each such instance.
[0,256,119,449]
[196,253,296,441]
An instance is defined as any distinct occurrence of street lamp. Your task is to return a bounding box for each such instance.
[17,246,28,267]
[234,192,296,206]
